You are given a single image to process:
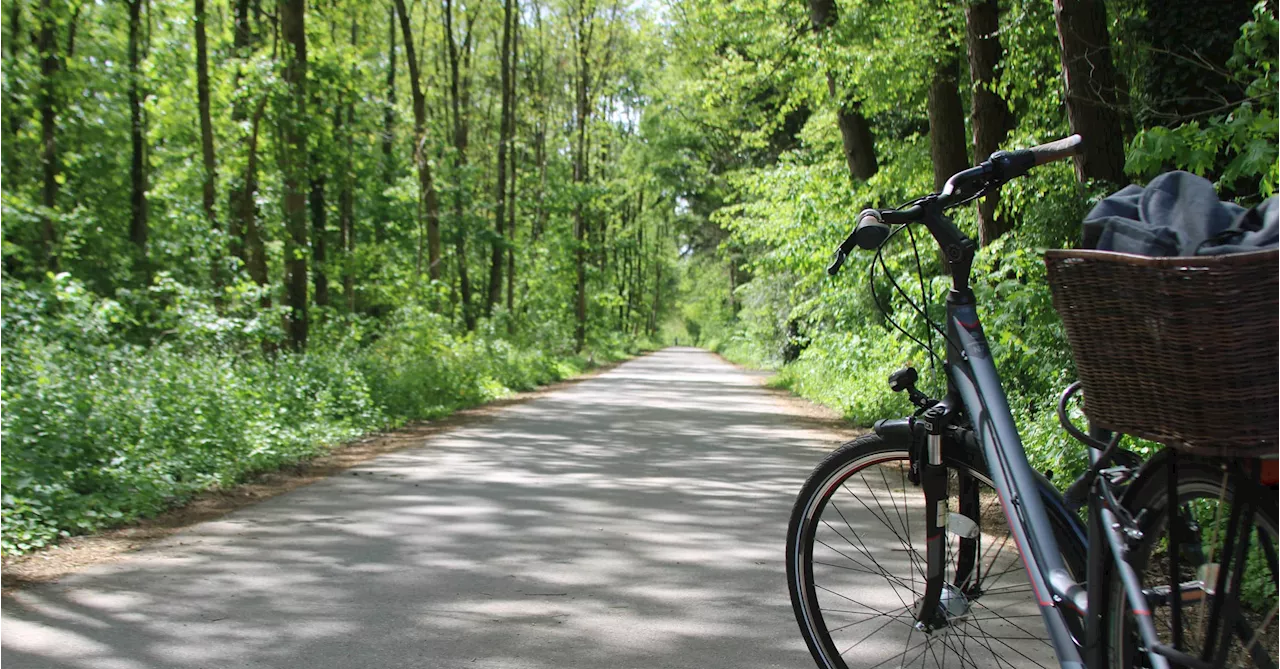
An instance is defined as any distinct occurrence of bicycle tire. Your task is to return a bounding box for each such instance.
[1106,451,1279,668]
[787,433,1086,669]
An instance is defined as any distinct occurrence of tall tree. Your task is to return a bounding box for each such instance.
[392,0,443,283]
[195,0,220,293]
[486,0,515,315]
[310,127,329,307]
[279,0,309,349]
[4,1,27,160]
[309,20,335,310]
[227,0,269,301]
[1052,0,1128,184]
[339,18,358,311]
[443,0,475,329]
[571,0,597,352]
[928,3,968,192]
[378,5,397,245]
[531,0,548,243]
[35,0,72,270]
[126,0,149,282]
[242,99,270,304]
[806,0,877,182]
[505,2,520,314]
[965,0,1012,245]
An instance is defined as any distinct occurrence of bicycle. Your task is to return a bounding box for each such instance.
[785,135,1279,669]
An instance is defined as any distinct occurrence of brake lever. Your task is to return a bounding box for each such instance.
[827,249,848,276]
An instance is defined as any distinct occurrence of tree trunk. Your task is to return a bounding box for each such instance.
[444,0,475,330]
[227,0,254,270]
[807,0,877,181]
[830,82,878,182]
[279,0,309,349]
[965,0,1012,245]
[310,175,329,307]
[927,30,968,192]
[1053,0,1128,184]
[632,213,644,335]
[649,250,662,336]
[378,5,396,245]
[36,0,62,270]
[5,1,26,162]
[531,0,547,244]
[243,98,269,304]
[127,0,149,282]
[392,0,442,283]
[487,0,515,316]
[340,18,357,312]
[195,0,219,293]
[506,4,519,315]
[309,75,328,309]
[572,0,596,352]
[625,188,642,327]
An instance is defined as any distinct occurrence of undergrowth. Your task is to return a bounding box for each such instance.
[1,274,650,556]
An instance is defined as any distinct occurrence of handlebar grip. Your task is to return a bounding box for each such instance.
[1027,134,1083,166]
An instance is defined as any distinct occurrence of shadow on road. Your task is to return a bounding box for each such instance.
[3,348,848,669]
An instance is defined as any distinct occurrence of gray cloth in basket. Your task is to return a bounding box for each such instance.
[1081,171,1278,256]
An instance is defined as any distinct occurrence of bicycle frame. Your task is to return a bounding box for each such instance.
[867,197,1167,669]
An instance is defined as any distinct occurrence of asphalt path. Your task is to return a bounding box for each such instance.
[3,348,855,669]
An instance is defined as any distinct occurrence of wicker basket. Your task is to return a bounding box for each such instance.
[1043,248,1279,457]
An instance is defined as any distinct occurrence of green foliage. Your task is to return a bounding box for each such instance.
[0,275,640,556]
[1125,3,1279,199]
[2,0,676,556]
[666,0,1275,490]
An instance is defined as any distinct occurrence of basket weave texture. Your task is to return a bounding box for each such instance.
[1043,248,1279,457]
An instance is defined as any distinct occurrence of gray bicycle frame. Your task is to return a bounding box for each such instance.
[877,196,1095,668]
[945,292,1088,668]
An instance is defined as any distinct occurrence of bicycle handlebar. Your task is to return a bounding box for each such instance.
[827,135,1083,275]
[1027,134,1084,166]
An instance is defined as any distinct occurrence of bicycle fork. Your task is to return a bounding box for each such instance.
[914,397,964,631]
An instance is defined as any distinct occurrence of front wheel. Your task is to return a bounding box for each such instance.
[787,433,1083,669]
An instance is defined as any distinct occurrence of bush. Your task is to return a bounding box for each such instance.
[0,274,636,556]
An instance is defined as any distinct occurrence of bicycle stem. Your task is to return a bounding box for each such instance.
[916,198,976,297]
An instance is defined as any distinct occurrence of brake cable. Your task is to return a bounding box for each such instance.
[906,225,940,396]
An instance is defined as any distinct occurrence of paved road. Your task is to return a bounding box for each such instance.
[3,348,849,669]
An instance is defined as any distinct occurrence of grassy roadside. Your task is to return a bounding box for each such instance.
[1,348,650,589]
[2,309,657,560]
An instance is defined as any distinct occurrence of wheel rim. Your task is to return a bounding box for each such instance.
[793,448,1060,669]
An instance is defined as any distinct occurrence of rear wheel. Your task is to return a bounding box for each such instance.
[1107,452,1279,668]
[787,433,1085,669]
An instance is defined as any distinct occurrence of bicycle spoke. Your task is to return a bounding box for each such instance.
[826,609,915,635]
[958,617,1025,669]
[814,532,912,590]
[816,528,918,598]
[875,465,923,586]
[815,583,917,625]
[962,617,1055,669]
[828,502,920,610]
[792,442,1068,669]
[970,600,1049,641]
[845,476,928,580]
[837,614,908,657]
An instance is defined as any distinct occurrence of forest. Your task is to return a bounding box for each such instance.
[1,0,1275,556]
